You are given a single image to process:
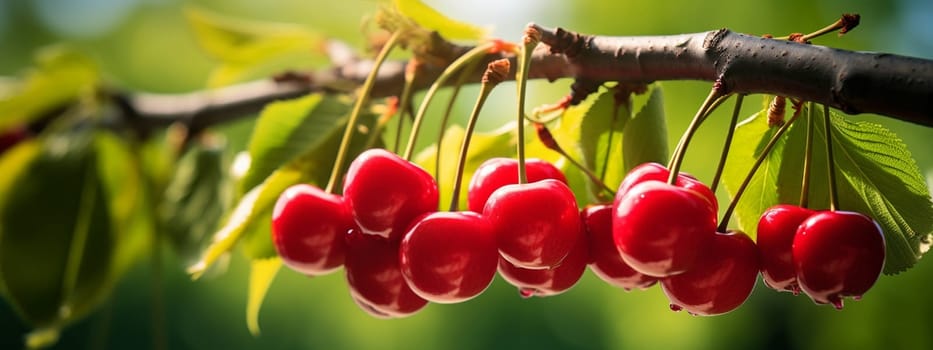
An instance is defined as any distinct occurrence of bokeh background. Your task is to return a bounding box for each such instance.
[2,0,933,349]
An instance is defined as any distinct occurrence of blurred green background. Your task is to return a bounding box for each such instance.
[2,0,933,349]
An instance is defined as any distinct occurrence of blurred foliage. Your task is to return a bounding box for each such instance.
[1,1,933,350]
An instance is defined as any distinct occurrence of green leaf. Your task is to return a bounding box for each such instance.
[414,123,515,210]
[393,0,488,41]
[184,6,327,87]
[246,258,281,336]
[722,105,933,274]
[240,94,347,194]
[0,130,115,330]
[93,132,155,283]
[623,84,669,173]
[578,88,627,200]
[0,47,98,131]
[161,140,230,265]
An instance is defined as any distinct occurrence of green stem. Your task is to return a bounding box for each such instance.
[718,105,802,232]
[600,92,625,182]
[436,60,481,182]
[516,40,535,184]
[324,30,401,193]
[823,104,839,211]
[799,102,815,208]
[449,83,497,211]
[710,94,745,192]
[667,88,727,184]
[363,100,398,150]
[403,42,496,161]
[392,63,418,153]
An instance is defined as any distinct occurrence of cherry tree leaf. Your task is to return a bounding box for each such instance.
[246,258,281,336]
[184,6,327,87]
[723,105,933,275]
[578,88,627,200]
[623,84,669,173]
[393,0,488,41]
[0,47,98,131]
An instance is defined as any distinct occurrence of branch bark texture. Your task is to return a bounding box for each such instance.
[122,24,933,130]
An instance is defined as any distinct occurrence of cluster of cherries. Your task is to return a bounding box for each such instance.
[271,148,885,318]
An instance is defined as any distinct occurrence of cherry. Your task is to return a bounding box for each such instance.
[399,211,497,303]
[343,148,438,241]
[271,184,350,276]
[583,204,657,290]
[661,230,760,316]
[497,231,588,298]
[793,211,885,309]
[756,204,815,293]
[467,158,567,212]
[616,162,718,213]
[344,230,428,318]
[484,179,583,269]
[612,181,717,277]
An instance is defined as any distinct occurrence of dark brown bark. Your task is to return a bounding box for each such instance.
[118,24,933,131]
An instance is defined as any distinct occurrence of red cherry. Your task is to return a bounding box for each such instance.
[583,204,657,290]
[345,230,428,318]
[484,179,583,269]
[793,211,885,309]
[467,158,567,212]
[271,184,350,276]
[399,211,498,303]
[616,162,717,213]
[612,181,717,277]
[661,230,760,316]
[343,148,438,241]
[497,231,588,298]
[756,204,815,293]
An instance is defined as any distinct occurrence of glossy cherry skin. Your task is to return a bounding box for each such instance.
[497,231,588,297]
[271,184,350,276]
[583,204,657,290]
[757,204,815,293]
[343,148,438,241]
[793,211,885,309]
[616,162,718,213]
[661,230,760,316]
[467,158,567,212]
[344,230,428,318]
[484,179,583,269]
[613,181,717,277]
[399,211,498,303]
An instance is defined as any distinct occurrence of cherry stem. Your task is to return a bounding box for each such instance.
[776,14,859,42]
[535,123,616,197]
[324,31,401,194]
[718,104,802,232]
[516,34,538,184]
[799,102,815,208]
[710,94,745,193]
[667,87,727,184]
[823,104,839,211]
[435,59,482,183]
[402,42,497,161]
[449,60,509,211]
[363,97,399,150]
[392,60,419,153]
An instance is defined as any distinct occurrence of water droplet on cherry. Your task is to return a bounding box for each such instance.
[830,297,844,310]
[669,304,683,312]
[519,288,536,299]
[853,295,862,301]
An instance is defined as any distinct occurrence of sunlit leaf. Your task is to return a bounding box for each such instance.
[723,105,933,274]
[240,94,346,194]
[414,123,515,210]
[0,47,98,131]
[184,6,327,87]
[246,258,281,336]
[623,84,668,173]
[578,88,626,199]
[393,0,488,41]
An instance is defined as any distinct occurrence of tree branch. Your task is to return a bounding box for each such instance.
[119,23,933,132]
